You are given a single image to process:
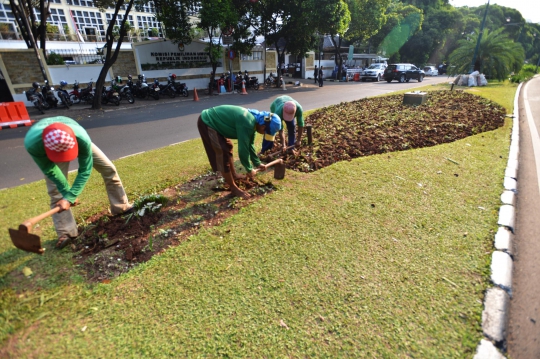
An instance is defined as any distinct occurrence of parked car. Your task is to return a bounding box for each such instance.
[423,66,439,76]
[438,63,448,75]
[360,63,387,82]
[383,63,425,83]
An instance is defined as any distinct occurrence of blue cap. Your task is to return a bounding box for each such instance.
[248,109,282,136]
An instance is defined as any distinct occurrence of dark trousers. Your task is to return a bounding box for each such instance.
[261,119,296,153]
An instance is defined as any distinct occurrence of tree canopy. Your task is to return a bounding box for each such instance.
[449,27,525,80]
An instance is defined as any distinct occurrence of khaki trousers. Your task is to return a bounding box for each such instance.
[45,143,130,237]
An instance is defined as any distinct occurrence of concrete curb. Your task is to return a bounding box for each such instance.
[474,82,523,358]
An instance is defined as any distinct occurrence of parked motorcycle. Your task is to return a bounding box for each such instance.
[69,80,94,104]
[149,79,160,100]
[130,74,156,100]
[170,74,189,97]
[112,76,135,104]
[205,73,226,94]
[101,85,120,106]
[41,80,58,108]
[56,80,72,108]
[265,72,283,87]
[24,82,49,114]
[244,71,260,90]
[159,76,176,98]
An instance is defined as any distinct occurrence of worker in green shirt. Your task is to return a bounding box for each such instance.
[24,116,133,249]
[261,95,304,154]
[198,105,282,199]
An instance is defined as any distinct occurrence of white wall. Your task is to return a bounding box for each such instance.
[48,64,111,86]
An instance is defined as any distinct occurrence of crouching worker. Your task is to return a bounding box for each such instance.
[24,116,133,249]
[197,105,282,199]
[261,95,304,154]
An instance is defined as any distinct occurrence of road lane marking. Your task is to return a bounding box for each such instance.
[523,80,540,195]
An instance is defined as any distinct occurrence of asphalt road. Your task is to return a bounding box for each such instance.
[507,76,540,358]
[0,75,453,190]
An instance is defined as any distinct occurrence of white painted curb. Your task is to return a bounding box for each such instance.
[482,287,510,342]
[497,205,515,232]
[474,339,506,359]
[491,251,513,291]
[474,81,523,357]
[494,227,513,254]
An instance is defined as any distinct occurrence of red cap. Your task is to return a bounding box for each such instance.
[42,123,78,162]
[282,101,296,121]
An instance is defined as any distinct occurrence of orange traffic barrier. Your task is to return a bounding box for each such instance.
[0,102,35,130]
[240,80,248,95]
[193,87,199,101]
[353,73,360,82]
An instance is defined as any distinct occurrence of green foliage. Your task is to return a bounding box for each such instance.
[133,194,168,215]
[45,23,59,33]
[46,51,65,65]
[153,0,196,45]
[371,2,423,58]
[346,0,391,45]
[510,64,538,83]
[449,27,525,80]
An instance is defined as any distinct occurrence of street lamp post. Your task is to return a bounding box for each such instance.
[470,0,490,73]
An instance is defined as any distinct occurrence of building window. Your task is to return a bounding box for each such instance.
[67,0,96,7]
[0,3,15,22]
[72,10,105,39]
[105,13,134,26]
[49,9,68,27]
[241,51,262,61]
[145,2,156,13]
[136,15,160,32]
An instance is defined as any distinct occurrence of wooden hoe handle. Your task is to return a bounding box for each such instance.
[21,207,62,232]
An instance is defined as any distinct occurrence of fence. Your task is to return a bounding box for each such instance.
[46,48,105,65]
[1,31,159,43]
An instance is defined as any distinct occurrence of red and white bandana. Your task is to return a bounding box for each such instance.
[42,123,78,162]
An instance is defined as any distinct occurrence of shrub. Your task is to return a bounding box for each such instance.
[46,52,65,65]
[510,64,537,83]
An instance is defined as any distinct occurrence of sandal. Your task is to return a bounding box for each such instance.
[56,235,75,249]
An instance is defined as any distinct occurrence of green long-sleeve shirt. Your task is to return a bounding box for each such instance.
[201,105,261,172]
[270,95,304,127]
[24,116,93,203]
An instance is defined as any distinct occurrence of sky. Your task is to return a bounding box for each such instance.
[448,0,540,24]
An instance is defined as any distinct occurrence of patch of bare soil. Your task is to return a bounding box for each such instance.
[74,173,275,282]
[261,91,506,171]
[72,90,506,282]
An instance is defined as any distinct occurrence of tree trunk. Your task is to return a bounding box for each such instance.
[91,0,133,110]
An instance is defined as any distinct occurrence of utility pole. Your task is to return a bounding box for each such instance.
[470,0,490,74]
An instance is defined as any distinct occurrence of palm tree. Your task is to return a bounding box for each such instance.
[448,27,524,81]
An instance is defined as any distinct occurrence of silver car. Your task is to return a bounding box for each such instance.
[423,66,439,76]
[361,63,387,82]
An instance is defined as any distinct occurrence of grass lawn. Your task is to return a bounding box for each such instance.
[0,81,517,357]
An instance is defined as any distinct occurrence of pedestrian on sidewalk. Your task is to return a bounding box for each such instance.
[318,66,324,87]
[197,105,282,199]
[314,65,318,84]
[24,116,133,249]
[261,95,305,154]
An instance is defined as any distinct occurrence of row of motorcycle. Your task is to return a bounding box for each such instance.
[206,71,260,94]
[24,74,189,114]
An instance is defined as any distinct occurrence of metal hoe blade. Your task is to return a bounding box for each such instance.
[8,206,61,255]
[9,225,45,254]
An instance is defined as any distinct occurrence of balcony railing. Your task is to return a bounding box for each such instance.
[0,31,161,43]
